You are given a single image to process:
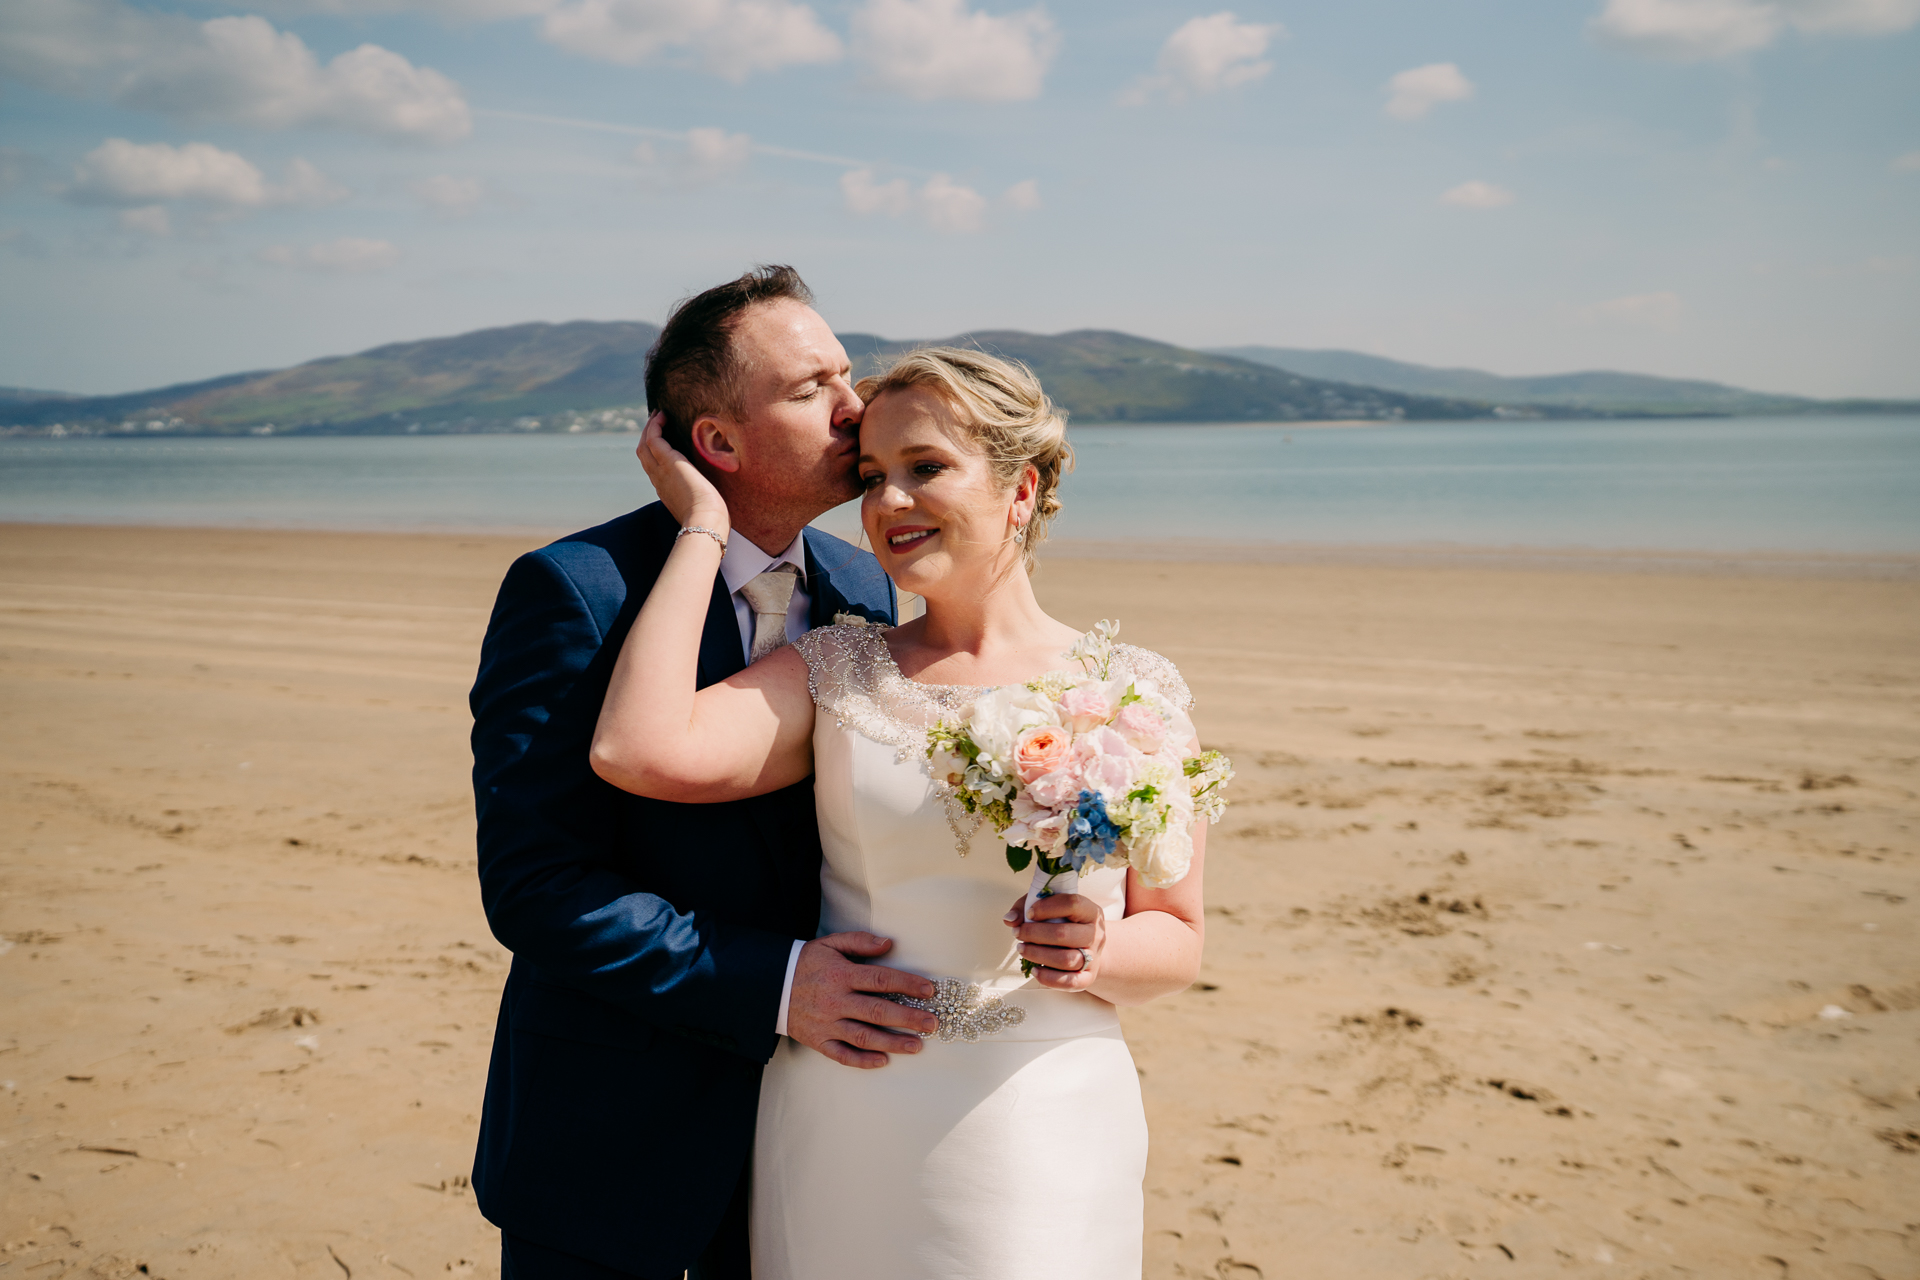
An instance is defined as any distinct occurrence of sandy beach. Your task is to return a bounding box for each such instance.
[2,522,1916,1280]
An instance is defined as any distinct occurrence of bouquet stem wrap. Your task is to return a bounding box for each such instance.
[1023,862,1080,923]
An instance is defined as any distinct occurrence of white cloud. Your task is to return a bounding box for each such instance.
[258,237,402,272]
[65,139,349,211]
[1893,150,1920,172]
[919,173,986,232]
[1125,11,1281,103]
[841,168,914,216]
[1383,63,1474,121]
[117,205,171,236]
[244,0,553,16]
[1002,178,1041,210]
[0,0,470,143]
[684,127,753,181]
[1588,0,1920,61]
[1582,290,1685,329]
[540,0,842,81]
[411,173,485,216]
[852,0,1058,102]
[632,127,755,185]
[841,168,988,232]
[1439,179,1514,208]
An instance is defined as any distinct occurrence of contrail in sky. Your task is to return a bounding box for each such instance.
[475,108,927,174]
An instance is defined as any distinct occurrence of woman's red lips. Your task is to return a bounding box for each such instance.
[885,527,937,550]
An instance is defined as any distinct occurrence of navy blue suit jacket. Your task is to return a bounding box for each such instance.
[469,502,895,1275]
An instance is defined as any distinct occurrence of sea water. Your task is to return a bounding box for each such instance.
[1,415,1915,554]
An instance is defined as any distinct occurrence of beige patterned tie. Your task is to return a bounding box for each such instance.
[739,563,800,663]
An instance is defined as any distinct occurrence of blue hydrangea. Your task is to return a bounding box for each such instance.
[1063,790,1120,871]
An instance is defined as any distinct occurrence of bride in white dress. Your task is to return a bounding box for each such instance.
[590,347,1208,1279]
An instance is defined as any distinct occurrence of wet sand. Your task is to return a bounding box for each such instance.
[1,523,1915,1278]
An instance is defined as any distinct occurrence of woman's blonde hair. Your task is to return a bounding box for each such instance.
[855,346,1073,572]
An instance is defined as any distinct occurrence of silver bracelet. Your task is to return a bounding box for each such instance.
[676,525,727,551]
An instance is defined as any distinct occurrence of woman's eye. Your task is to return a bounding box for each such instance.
[858,472,883,490]
[913,462,944,478]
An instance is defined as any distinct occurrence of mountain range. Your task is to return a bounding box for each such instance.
[3,321,1910,436]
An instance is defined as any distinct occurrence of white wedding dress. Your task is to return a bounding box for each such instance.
[750,620,1194,1280]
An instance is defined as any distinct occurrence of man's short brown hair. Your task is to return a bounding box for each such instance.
[644,264,814,455]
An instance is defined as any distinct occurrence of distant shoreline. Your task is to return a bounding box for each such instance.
[3,522,1912,579]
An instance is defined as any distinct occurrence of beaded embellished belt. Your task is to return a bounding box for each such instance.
[887,977,1028,1043]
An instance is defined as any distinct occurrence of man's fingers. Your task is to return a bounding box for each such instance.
[836,1020,925,1055]
[847,962,937,1000]
[816,930,896,959]
[836,993,936,1036]
[815,1039,889,1070]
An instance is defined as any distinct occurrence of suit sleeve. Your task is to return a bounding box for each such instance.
[470,549,793,1063]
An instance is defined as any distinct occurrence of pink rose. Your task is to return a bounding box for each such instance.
[1026,768,1080,810]
[1013,725,1073,784]
[1072,726,1143,797]
[1059,684,1118,732]
[1113,703,1167,754]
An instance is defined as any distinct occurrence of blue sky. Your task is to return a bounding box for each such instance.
[2,0,1916,397]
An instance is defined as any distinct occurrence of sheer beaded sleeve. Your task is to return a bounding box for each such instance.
[1113,644,1194,712]
[791,619,980,751]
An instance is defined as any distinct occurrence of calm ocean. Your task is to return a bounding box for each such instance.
[2,415,1915,555]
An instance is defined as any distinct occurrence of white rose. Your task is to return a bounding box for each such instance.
[967,687,1055,762]
[1131,822,1195,888]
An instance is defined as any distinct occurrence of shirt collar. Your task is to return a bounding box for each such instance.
[719,528,809,598]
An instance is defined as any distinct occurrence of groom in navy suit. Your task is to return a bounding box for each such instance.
[469,266,938,1278]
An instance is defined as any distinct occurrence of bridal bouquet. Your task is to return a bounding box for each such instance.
[926,621,1233,945]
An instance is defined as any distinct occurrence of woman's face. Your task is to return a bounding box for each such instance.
[857,386,1030,600]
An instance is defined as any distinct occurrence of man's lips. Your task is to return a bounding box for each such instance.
[886,527,937,550]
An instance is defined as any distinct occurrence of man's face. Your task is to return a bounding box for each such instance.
[718,298,864,516]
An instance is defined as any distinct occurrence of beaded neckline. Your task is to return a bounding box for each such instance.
[791,618,1195,858]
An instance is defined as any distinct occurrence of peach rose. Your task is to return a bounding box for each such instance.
[1013,725,1073,784]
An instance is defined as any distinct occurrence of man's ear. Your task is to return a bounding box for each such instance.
[689,415,744,474]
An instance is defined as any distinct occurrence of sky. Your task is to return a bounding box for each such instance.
[1,0,1916,398]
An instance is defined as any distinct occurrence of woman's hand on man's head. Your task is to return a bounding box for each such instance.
[639,411,731,539]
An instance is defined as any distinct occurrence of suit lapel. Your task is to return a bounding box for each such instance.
[695,572,744,689]
[805,537,848,630]
[805,529,896,628]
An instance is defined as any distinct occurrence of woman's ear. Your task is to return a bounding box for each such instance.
[690,415,743,474]
[1011,462,1040,523]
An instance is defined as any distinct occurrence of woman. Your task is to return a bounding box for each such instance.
[590,347,1207,1277]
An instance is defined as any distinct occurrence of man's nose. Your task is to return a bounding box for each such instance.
[832,383,864,428]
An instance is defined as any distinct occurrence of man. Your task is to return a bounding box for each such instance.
[469,265,937,1279]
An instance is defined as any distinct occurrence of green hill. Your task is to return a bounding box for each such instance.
[0,321,662,434]
[1207,346,1911,416]
[0,322,1514,434]
[7,322,1909,437]
[840,330,1507,423]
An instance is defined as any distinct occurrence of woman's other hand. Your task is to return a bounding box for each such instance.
[638,411,730,538]
[1003,892,1106,991]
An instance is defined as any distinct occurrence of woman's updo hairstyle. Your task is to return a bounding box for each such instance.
[855,346,1073,572]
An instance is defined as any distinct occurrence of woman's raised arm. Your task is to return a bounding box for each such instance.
[589,420,818,803]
